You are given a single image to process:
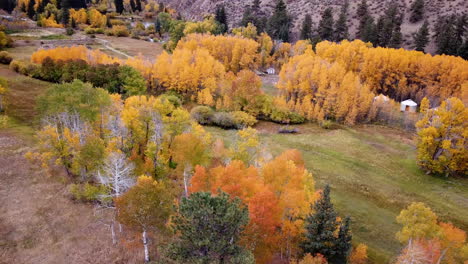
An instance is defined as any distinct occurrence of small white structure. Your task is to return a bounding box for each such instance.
[266,67,276,75]
[373,94,390,103]
[400,99,418,112]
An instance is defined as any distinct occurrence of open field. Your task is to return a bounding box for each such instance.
[206,122,468,263]
[0,65,50,125]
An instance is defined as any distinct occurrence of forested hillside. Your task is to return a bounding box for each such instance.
[159,0,467,53]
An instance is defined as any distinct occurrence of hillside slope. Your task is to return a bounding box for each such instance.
[160,0,467,50]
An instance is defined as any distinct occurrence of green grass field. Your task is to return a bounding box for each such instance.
[206,123,468,263]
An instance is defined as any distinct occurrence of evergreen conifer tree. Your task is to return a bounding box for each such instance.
[409,0,425,23]
[334,1,349,41]
[318,7,334,41]
[130,0,136,12]
[356,0,369,39]
[301,185,353,263]
[114,0,124,14]
[61,0,70,25]
[300,14,313,40]
[215,5,228,33]
[136,0,142,12]
[267,0,290,42]
[27,0,36,19]
[413,20,430,52]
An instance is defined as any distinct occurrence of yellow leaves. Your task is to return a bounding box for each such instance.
[416,97,467,176]
[88,8,107,28]
[232,23,258,39]
[183,16,219,35]
[31,46,121,66]
[349,244,368,264]
[153,47,225,96]
[278,51,373,124]
[396,202,440,243]
[177,33,260,73]
[70,8,88,24]
[39,14,63,28]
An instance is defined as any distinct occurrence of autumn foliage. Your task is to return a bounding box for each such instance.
[190,149,315,263]
[177,33,260,73]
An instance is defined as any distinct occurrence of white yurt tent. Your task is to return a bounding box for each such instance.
[400,99,417,112]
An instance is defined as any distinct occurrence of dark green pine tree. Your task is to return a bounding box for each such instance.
[155,17,162,37]
[409,0,425,23]
[130,0,136,12]
[267,0,290,42]
[301,185,339,260]
[168,192,253,263]
[454,15,467,53]
[389,16,403,48]
[458,39,468,59]
[300,14,313,40]
[334,1,349,42]
[377,3,401,47]
[240,0,266,32]
[318,7,334,41]
[0,0,15,13]
[332,216,353,264]
[361,16,377,45]
[413,20,430,52]
[20,2,27,13]
[434,15,460,55]
[114,0,124,14]
[37,0,49,15]
[215,5,228,34]
[27,0,36,19]
[136,0,142,12]
[61,0,70,25]
[356,0,369,39]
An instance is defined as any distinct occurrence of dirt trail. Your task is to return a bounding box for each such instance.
[0,131,138,264]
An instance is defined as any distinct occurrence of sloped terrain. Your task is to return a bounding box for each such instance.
[161,0,467,50]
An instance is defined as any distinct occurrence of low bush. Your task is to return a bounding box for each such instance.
[191,105,214,125]
[159,93,183,107]
[106,25,129,37]
[69,183,108,203]
[231,111,257,128]
[9,60,25,73]
[269,108,305,124]
[66,27,75,36]
[319,120,334,129]
[212,112,237,129]
[84,27,104,34]
[109,19,125,26]
[0,51,12,64]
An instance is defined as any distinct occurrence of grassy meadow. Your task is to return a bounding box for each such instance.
[206,123,468,263]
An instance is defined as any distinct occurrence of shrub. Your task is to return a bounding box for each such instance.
[66,27,75,36]
[319,120,334,129]
[231,111,257,128]
[269,108,305,124]
[84,27,104,34]
[0,51,12,64]
[191,105,214,125]
[70,183,108,203]
[212,112,237,129]
[9,60,25,73]
[110,19,125,26]
[106,25,129,37]
[158,92,183,107]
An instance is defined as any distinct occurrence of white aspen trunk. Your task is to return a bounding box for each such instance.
[142,229,150,263]
[110,222,116,245]
[183,166,192,198]
[119,223,122,232]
